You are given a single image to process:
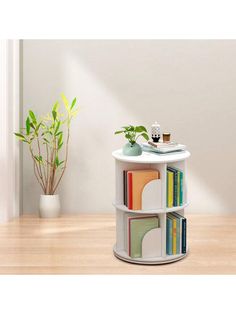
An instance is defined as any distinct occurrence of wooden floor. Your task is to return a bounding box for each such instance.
[0,214,235,274]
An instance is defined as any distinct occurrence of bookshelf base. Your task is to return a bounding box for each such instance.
[113,245,187,265]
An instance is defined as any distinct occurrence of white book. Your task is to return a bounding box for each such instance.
[142,141,186,153]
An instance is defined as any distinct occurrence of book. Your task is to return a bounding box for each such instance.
[168,212,187,254]
[167,170,174,208]
[166,167,184,207]
[177,171,180,206]
[127,172,133,209]
[182,217,187,253]
[167,167,178,207]
[166,216,173,255]
[123,170,127,206]
[167,214,177,254]
[128,169,160,210]
[128,216,159,258]
[179,171,183,206]
[142,141,186,154]
[170,212,181,254]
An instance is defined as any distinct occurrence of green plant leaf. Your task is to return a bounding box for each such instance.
[121,126,128,129]
[61,93,69,111]
[70,97,76,110]
[34,155,43,163]
[26,117,30,135]
[135,126,147,133]
[29,110,37,125]
[55,155,59,167]
[52,110,57,121]
[35,121,42,135]
[14,133,26,141]
[30,122,35,130]
[55,131,63,137]
[52,101,59,112]
[58,142,63,150]
[125,133,131,139]
[43,138,50,144]
[140,133,149,141]
[127,125,134,131]
[58,133,63,146]
[54,121,61,134]
[71,108,79,117]
[114,130,124,134]
[58,160,64,166]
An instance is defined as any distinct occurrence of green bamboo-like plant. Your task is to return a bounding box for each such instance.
[14,93,79,195]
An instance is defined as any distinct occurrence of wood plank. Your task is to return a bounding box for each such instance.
[0,214,235,274]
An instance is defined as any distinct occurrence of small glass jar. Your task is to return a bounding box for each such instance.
[163,133,171,143]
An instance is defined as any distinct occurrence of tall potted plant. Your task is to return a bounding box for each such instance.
[14,94,79,218]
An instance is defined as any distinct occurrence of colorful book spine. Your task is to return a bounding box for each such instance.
[171,212,180,254]
[167,167,178,206]
[123,171,127,206]
[182,218,187,253]
[172,216,177,254]
[167,213,187,255]
[166,217,173,255]
[179,171,183,206]
[177,171,180,206]
[128,172,133,209]
[167,170,174,208]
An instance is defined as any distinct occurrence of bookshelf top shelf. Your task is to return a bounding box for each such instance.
[112,149,190,164]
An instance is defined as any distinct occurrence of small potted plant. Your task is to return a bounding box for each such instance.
[14,94,79,218]
[115,125,149,156]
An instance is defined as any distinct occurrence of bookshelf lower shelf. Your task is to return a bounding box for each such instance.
[113,245,187,265]
[113,202,189,214]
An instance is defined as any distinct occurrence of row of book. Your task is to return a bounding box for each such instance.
[125,214,161,258]
[123,169,160,210]
[166,166,184,208]
[166,212,187,255]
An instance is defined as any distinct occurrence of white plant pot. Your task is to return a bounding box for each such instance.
[39,194,61,218]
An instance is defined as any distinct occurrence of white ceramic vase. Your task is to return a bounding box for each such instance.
[39,194,61,218]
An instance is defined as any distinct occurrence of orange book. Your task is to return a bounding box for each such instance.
[129,170,160,210]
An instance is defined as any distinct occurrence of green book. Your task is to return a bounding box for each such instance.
[177,171,180,206]
[179,171,183,206]
[167,167,178,207]
[129,216,159,258]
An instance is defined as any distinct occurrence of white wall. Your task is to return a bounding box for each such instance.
[22,40,236,214]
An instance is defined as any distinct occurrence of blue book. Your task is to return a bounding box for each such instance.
[182,218,187,253]
[166,217,173,255]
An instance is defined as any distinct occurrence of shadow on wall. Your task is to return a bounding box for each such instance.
[23,40,236,214]
[66,40,236,213]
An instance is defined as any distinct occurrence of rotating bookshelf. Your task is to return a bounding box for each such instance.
[112,149,190,265]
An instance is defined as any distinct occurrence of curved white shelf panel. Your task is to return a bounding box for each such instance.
[113,202,189,214]
[113,245,187,265]
[112,149,190,164]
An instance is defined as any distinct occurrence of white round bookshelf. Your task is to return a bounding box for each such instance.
[112,148,190,265]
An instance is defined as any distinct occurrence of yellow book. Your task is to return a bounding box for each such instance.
[167,171,174,208]
[172,217,177,254]
[168,213,177,254]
